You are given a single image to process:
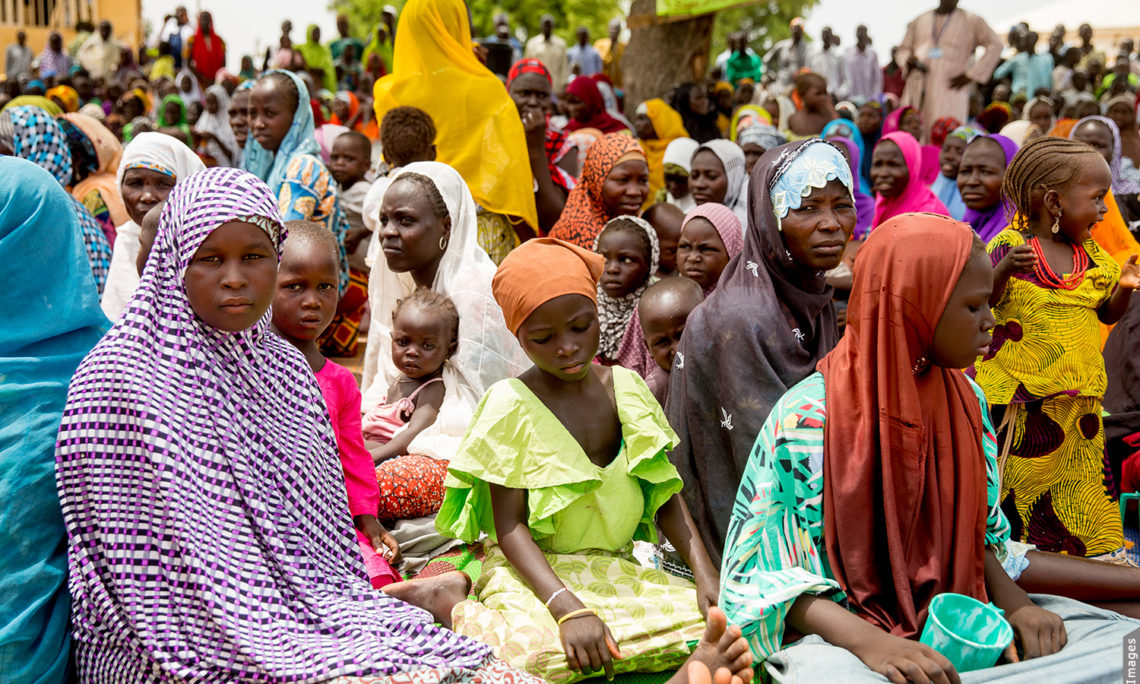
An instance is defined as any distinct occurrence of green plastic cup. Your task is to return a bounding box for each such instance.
[919,593,1014,673]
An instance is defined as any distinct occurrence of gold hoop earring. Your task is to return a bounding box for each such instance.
[439,235,449,251]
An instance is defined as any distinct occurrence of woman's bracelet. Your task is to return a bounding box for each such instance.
[556,608,597,626]
[544,586,569,608]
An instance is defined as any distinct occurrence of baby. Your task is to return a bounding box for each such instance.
[271,220,400,588]
[638,277,704,407]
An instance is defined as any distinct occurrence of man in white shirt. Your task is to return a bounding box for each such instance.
[845,25,882,103]
[77,21,121,81]
[764,18,811,93]
[810,27,849,100]
[525,15,569,90]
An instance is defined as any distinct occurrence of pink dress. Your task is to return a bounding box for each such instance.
[315,360,400,588]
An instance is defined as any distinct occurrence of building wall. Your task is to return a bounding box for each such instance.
[0,0,141,56]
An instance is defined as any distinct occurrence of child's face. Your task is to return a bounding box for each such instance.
[641,297,698,372]
[938,136,967,179]
[1028,102,1053,135]
[391,303,455,379]
[163,101,182,123]
[856,105,881,135]
[900,110,922,140]
[677,218,729,291]
[332,98,349,121]
[597,229,651,299]
[1072,120,1114,166]
[689,150,728,205]
[517,294,599,383]
[779,179,857,272]
[664,172,689,201]
[741,142,765,174]
[329,136,370,187]
[1056,155,1111,238]
[930,250,995,369]
[956,138,1006,211]
[228,90,249,147]
[205,92,219,114]
[272,240,340,343]
[136,202,164,276]
[249,80,295,153]
[121,167,176,226]
[184,221,278,332]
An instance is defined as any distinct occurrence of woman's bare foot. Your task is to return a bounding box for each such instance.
[381,571,471,629]
[668,607,754,684]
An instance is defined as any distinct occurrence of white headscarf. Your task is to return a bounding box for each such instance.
[360,162,527,459]
[101,133,205,320]
[695,139,750,230]
[662,137,700,212]
[193,84,239,167]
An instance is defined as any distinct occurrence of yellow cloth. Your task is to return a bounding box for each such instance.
[373,0,538,233]
[1091,191,1140,346]
[149,55,175,81]
[595,38,625,88]
[639,99,688,208]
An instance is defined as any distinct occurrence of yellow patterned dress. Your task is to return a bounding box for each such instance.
[436,367,705,682]
[974,229,1124,558]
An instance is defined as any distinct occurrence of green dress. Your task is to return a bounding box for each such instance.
[719,372,1025,662]
[437,367,706,682]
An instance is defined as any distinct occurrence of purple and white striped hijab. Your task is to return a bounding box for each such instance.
[55,167,492,682]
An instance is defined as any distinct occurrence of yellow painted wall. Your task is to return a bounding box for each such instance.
[0,0,141,56]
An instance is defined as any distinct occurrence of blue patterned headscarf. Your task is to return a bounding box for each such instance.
[242,69,321,194]
[821,117,867,193]
[770,139,854,229]
[0,105,73,185]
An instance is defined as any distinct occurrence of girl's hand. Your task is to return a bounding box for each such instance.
[693,572,719,620]
[359,515,401,565]
[1120,254,1140,290]
[849,629,959,684]
[999,244,1037,276]
[1003,603,1066,663]
[559,614,622,678]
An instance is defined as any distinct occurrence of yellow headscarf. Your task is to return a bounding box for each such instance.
[373,0,537,231]
[729,104,772,142]
[638,99,688,206]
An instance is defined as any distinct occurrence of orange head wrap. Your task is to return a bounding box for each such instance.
[492,238,605,334]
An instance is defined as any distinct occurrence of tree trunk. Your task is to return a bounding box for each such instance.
[621,0,714,118]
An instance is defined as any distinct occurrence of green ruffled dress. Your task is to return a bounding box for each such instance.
[436,367,705,682]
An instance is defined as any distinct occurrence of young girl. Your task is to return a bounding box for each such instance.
[593,216,658,375]
[436,237,753,682]
[689,140,749,228]
[676,203,743,295]
[271,220,400,589]
[363,289,459,519]
[976,136,1140,560]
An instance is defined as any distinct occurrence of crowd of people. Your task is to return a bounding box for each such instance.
[6,0,1140,681]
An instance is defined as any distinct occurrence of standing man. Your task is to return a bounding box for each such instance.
[595,19,626,88]
[37,32,71,80]
[896,0,1002,138]
[810,26,849,100]
[845,25,882,102]
[725,33,763,87]
[994,31,1053,97]
[567,26,603,78]
[77,20,122,81]
[493,13,523,64]
[329,14,364,62]
[525,15,569,90]
[763,17,810,93]
[5,31,34,81]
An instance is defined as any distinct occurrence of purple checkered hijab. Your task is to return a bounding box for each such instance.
[55,167,492,682]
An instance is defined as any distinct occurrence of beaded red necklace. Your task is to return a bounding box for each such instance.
[1026,235,1089,290]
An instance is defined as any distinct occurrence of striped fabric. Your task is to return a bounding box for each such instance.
[55,167,497,682]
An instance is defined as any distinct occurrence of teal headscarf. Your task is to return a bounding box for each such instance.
[0,157,107,682]
[820,118,867,194]
[242,69,320,195]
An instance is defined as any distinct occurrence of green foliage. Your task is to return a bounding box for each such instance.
[711,0,819,64]
[328,0,620,45]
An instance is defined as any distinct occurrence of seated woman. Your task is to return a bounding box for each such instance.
[720,214,1140,681]
[1,157,108,684]
[100,132,205,320]
[668,140,857,568]
[550,133,650,249]
[635,98,689,207]
[689,140,749,228]
[507,58,576,234]
[957,134,1019,243]
[436,238,753,682]
[870,131,949,228]
[361,162,527,523]
[563,75,630,135]
[55,166,538,682]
